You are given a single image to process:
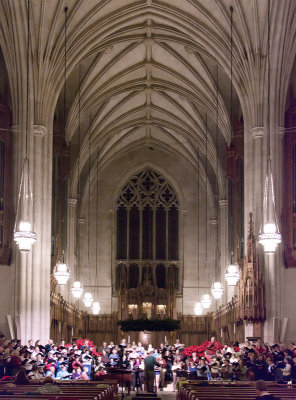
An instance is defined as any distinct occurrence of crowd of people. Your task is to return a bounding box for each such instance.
[0,335,296,392]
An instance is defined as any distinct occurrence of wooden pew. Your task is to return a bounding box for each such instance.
[0,380,116,400]
[178,381,296,400]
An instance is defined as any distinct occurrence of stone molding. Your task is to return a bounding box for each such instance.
[209,219,218,226]
[33,124,47,137]
[219,199,228,208]
[251,126,264,140]
[68,198,77,207]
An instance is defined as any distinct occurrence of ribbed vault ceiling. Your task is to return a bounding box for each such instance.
[1,0,296,203]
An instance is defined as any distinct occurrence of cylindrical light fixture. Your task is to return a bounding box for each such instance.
[54,253,70,286]
[224,263,240,286]
[194,302,203,316]
[92,302,101,315]
[211,281,223,299]
[201,294,212,309]
[71,281,83,299]
[83,292,93,307]
[14,220,36,253]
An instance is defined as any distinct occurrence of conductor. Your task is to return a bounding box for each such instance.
[144,349,160,392]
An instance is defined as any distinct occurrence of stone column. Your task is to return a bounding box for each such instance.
[219,200,228,304]
[12,124,52,344]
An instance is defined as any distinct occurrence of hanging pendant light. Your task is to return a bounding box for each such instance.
[210,64,223,300]
[204,114,212,310]
[223,6,240,287]
[258,1,281,254]
[224,262,240,287]
[211,281,224,299]
[201,116,212,311]
[83,114,94,311]
[195,146,203,315]
[14,160,37,252]
[71,281,83,298]
[53,7,70,287]
[92,301,101,315]
[14,1,36,253]
[54,250,70,285]
[258,160,281,253]
[83,292,93,308]
[194,302,203,316]
[71,64,83,300]
[201,294,212,309]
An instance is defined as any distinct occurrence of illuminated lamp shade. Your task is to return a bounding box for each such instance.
[224,263,240,286]
[211,281,224,299]
[194,302,203,316]
[71,281,83,299]
[201,294,211,309]
[14,220,37,252]
[259,160,281,253]
[54,261,70,285]
[83,292,93,308]
[92,302,101,315]
[259,223,281,254]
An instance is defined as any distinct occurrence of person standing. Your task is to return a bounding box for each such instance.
[144,349,159,392]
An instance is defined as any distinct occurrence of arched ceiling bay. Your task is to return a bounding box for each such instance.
[2,0,295,203]
[62,18,234,200]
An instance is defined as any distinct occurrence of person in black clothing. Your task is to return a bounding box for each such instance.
[144,350,160,392]
[255,380,281,400]
[254,354,268,380]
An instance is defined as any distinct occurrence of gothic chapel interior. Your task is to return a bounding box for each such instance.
[0,0,296,347]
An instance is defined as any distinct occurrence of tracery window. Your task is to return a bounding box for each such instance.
[116,169,179,289]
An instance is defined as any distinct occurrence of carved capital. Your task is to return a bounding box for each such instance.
[219,199,228,208]
[251,126,264,140]
[33,124,47,137]
[68,198,77,207]
[209,219,218,226]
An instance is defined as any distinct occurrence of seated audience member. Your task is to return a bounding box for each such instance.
[255,380,281,400]
[56,363,70,380]
[14,368,30,385]
[25,377,62,395]
[28,363,44,380]
[72,366,82,379]
[81,365,89,380]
